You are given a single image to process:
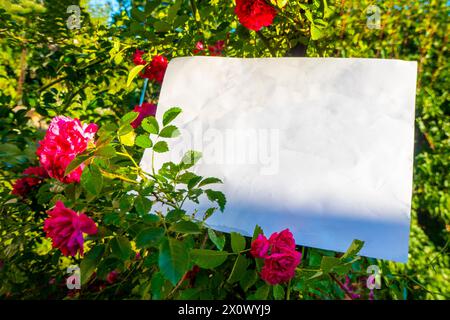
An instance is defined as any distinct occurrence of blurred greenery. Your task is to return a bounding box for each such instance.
[0,0,448,299]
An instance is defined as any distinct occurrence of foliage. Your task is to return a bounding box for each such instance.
[0,0,448,300]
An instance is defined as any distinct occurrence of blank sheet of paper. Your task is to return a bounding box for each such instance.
[140,57,417,262]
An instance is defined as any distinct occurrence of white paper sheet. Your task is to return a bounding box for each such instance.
[140,57,417,262]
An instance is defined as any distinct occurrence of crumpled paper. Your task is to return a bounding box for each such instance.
[140,57,417,262]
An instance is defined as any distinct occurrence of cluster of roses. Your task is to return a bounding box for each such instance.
[193,40,226,56]
[130,49,169,127]
[250,229,301,285]
[11,47,171,258]
[17,116,101,257]
[132,49,168,84]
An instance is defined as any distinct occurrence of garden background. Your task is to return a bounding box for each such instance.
[0,0,448,299]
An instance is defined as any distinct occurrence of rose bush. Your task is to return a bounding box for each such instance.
[0,0,448,300]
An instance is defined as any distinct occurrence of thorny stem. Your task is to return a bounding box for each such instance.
[330,273,355,300]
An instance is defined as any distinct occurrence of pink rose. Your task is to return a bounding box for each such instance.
[44,201,97,257]
[37,116,98,184]
[268,228,296,253]
[251,228,301,285]
[11,166,49,197]
[131,102,157,128]
[260,250,301,285]
[193,41,205,54]
[250,234,270,259]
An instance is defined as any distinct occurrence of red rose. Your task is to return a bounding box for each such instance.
[44,201,97,257]
[133,49,146,66]
[131,102,157,128]
[37,116,98,184]
[208,40,225,56]
[260,250,301,285]
[235,0,277,31]
[141,55,168,84]
[11,166,48,197]
[250,234,270,258]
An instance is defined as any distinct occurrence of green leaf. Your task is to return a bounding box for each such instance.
[80,245,104,285]
[150,272,165,300]
[270,0,288,8]
[120,111,139,125]
[159,125,180,138]
[154,20,171,32]
[118,124,133,136]
[162,107,182,126]
[252,225,264,241]
[311,24,325,40]
[165,209,185,223]
[127,65,145,87]
[142,117,159,134]
[110,236,133,261]
[273,284,285,300]
[114,52,123,65]
[190,249,228,269]
[131,7,146,22]
[145,0,161,14]
[208,229,225,251]
[198,177,223,187]
[167,0,182,22]
[227,255,249,284]
[180,150,202,169]
[203,207,216,220]
[231,232,246,253]
[173,14,189,28]
[135,227,165,249]
[119,130,136,147]
[135,134,153,148]
[153,141,169,153]
[341,239,365,260]
[187,175,203,189]
[205,189,226,212]
[308,271,324,280]
[253,284,270,300]
[95,145,116,158]
[65,154,91,176]
[170,221,201,234]
[134,196,152,215]
[333,263,352,276]
[240,269,258,292]
[178,172,197,184]
[81,164,103,195]
[320,256,341,273]
[143,214,160,224]
[159,239,190,285]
